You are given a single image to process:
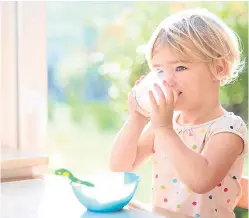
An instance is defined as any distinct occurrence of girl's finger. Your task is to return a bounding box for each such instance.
[128,92,132,100]
[128,91,136,101]
[163,80,174,106]
[172,89,178,106]
[136,75,145,85]
[154,83,166,106]
[148,90,158,112]
[140,75,145,80]
[135,80,140,85]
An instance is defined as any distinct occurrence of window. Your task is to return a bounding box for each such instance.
[1,2,48,182]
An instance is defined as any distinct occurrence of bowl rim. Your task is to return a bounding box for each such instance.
[70,171,141,186]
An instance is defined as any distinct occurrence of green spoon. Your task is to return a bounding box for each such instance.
[54,168,95,187]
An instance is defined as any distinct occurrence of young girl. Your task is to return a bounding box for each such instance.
[109,8,247,218]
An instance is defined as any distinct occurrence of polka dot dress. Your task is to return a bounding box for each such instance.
[152,112,247,218]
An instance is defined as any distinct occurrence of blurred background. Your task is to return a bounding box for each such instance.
[46,1,248,216]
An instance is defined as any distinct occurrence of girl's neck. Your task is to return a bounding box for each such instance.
[177,103,226,126]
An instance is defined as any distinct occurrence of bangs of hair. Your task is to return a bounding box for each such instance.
[151,28,209,64]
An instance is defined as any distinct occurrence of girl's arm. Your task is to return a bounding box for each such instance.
[109,115,154,172]
[154,128,244,194]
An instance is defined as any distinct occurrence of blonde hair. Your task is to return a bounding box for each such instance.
[146,8,244,86]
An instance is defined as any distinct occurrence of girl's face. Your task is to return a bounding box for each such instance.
[151,47,220,111]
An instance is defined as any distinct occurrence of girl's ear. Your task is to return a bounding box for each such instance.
[215,59,228,80]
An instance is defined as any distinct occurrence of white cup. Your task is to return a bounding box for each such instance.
[131,69,166,117]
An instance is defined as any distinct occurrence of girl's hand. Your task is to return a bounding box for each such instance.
[149,80,177,131]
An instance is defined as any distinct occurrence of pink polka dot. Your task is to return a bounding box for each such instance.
[217,183,222,187]
[224,188,228,192]
[164,198,168,203]
[192,202,197,206]
[155,174,158,179]
[227,199,230,203]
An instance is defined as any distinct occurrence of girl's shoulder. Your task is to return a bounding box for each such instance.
[173,110,247,139]
[209,111,247,135]
[207,111,248,155]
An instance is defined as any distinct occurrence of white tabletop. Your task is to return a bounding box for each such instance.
[1,176,164,218]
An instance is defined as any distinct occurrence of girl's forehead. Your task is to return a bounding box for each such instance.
[151,44,206,66]
[151,48,191,65]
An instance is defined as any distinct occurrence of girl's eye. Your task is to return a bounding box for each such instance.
[176,66,187,72]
